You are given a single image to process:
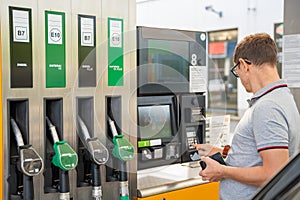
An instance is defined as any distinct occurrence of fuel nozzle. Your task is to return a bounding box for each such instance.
[77,116,109,165]
[108,117,134,200]
[107,117,134,162]
[10,118,44,176]
[46,116,78,171]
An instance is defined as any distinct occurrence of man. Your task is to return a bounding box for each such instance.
[192,33,300,200]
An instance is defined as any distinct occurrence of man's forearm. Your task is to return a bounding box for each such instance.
[222,165,277,187]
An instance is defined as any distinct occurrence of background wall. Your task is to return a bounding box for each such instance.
[136,0,284,116]
[284,0,300,111]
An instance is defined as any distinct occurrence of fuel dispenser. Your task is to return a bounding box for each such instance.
[136,27,210,199]
[108,117,134,200]
[77,116,109,200]
[2,0,137,199]
[180,94,206,163]
[45,117,78,200]
[7,100,42,200]
[9,118,44,200]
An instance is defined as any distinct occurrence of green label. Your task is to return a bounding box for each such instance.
[138,140,150,148]
[108,18,123,86]
[45,11,66,88]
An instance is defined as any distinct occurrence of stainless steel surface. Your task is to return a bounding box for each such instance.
[137,163,207,198]
[120,181,129,197]
[138,177,206,198]
[59,192,70,200]
[92,186,102,200]
[1,0,137,199]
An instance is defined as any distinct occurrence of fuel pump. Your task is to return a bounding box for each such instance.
[77,116,109,200]
[10,118,44,200]
[108,117,134,200]
[45,117,78,200]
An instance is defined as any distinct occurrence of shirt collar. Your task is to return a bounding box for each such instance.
[247,80,288,107]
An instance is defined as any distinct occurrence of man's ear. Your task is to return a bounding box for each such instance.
[240,58,250,72]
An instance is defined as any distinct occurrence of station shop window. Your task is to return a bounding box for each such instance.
[207,29,238,116]
[274,22,283,78]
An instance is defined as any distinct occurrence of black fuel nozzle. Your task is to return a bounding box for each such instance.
[10,118,44,176]
[77,116,109,165]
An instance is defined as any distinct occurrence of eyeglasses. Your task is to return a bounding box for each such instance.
[231,59,252,78]
[231,62,240,78]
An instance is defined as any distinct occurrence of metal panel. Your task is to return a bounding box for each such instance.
[1,1,41,199]
[37,1,76,199]
[284,0,300,111]
[0,13,4,200]
[101,0,137,197]
[1,0,137,199]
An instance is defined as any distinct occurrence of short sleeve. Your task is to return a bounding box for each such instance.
[252,100,289,152]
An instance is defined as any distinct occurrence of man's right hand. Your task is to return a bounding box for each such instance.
[190,143,222,156]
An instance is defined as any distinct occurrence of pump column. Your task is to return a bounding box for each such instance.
[100,0,138,197]
[0,17,3,200]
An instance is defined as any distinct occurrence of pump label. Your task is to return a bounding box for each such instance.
[109,20,122,48]
[9,7,33,88]
[80,17,94,47]
[108,18,124,86]
[47,14,63,44]
[78,15,96,87]
[12,9,30,43]
[45,11,66,88]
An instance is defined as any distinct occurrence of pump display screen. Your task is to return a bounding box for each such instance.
[140,39,190,83]
[138,105,172,139]
[137,26,207,94]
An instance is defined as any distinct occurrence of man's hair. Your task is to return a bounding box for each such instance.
[233,33,278,66]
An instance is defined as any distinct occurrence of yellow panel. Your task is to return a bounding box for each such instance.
[138,182,219,200]
[0,21,3,199]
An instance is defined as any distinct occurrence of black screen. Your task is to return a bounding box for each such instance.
[141,39,189,83]
[138,105,172,140]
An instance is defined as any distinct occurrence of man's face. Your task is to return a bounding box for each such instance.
[235,60,253,93]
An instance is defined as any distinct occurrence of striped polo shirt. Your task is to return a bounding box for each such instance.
[219,79,300,200]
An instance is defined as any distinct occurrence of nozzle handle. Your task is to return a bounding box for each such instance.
[77,116,91,141]
[46,116,60,143]
[108,117,119,137]
[10,118,25,147]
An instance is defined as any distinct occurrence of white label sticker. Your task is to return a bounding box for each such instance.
[283,34,300,88]
[109,20,122,48]
[206,115,231,147]
[80,17,94,47]
[189,65,207,92]
[48,14,63,45]
[150,139,162,146]
[13,10,30,43]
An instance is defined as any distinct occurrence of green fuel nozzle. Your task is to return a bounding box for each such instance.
[108,117,133,200]
[52,140,78,171]
[108,117,134,162]
[112,134,134,161]
[46,117,78,171]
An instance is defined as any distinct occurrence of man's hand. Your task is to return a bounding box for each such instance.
[190,143,222,156]
[199,149,289,187]
[199,156,225,182]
